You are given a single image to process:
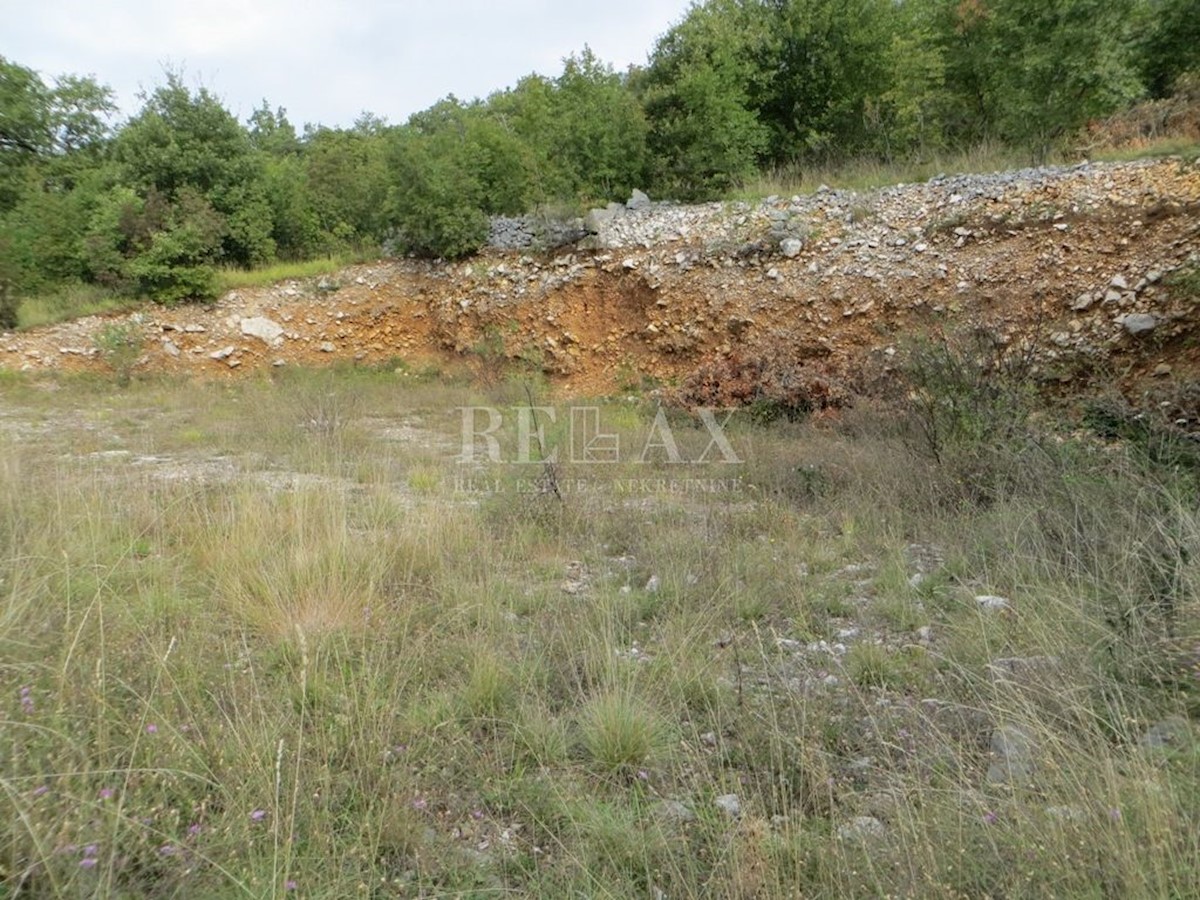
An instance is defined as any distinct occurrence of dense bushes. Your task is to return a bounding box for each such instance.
[1,1,1197,308]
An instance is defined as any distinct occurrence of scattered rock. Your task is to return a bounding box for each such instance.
[987,724,1037,786]
[1140,717,1191,752]
[975,595,1011,611]
[714,794,742,819]
[780,238,804,258]
[1118,313,1158,336]
[836,816,886,840]
[319,342,336,353]
[627,189,652,211]
[240,316,285,346]
[655,800,697,824]
[210,346,235,360]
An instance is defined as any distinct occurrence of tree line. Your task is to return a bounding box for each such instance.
[1,0,1196,316]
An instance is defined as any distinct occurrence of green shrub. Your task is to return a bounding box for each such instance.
[93,320,144,385]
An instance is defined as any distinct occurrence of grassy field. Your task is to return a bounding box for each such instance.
[10,257,369,333]
[1,360,1198,898]
[736,137,1200,199]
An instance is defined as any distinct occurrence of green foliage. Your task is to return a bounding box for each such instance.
[385,123,490,259]
[758,0,896,160]
[114,73,273,266]
[305,125,391,245]
[92,320,144,385]
[899,332,1033,467]
[639,1,772,199]
[0,235,18,330]
[0,4,1192,309]
[1133,0,1200,98]
[491,51,648,204]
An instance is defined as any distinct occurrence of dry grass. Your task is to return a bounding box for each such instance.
[0,363,1197,897]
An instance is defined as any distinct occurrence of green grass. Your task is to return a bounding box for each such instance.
[12,255,375,332]
[16,282,138,330]
[213,255,369,293]
[734,136,1200,200]
[1089,137,1200,164]
[735,142,1040,199]
[0,364,1197,897]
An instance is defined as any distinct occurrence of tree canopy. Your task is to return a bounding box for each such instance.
[0,1,1195,306]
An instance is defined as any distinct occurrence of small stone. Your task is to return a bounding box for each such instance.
[1141,717,1191,752]
[655,800,696,824]
[319,341,336,353]
[975,595,1011,611]
[837,816,886,840]
[644,575,661,593]
[161,339,181,357]
[1118,313,1157,336]
[1110,274,1129,291]
[700,732,718,748]
[714,794,742,819]
[210,346,235,360]
[627,189,651,211]
[1153,364,1172,377]
[1072,292,1095,311]
[780,238,804,258]
[240,316,285,346]
[987,724,1037,785]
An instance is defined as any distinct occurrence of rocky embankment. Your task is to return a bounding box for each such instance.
[2,157,1198,397]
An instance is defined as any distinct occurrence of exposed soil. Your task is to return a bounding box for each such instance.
[3,157,1199,398]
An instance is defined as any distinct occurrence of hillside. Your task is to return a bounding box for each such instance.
[3,156,1198,400]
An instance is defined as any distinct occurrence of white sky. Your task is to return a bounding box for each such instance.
[1,0,691,130]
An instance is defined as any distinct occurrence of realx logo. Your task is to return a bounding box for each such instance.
[455,406,742,465]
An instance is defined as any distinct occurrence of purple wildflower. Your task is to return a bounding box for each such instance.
[145,723,158,734]
[285,880,298,891]
[411,797,428,811]
[1109,808,1123,822]
[250,809,267,822]
[983,811,999,825]
[19,686,34,714]
[79,858,98,870]
[159,844,179,856]
[471,809,484,821]
[31,785,49,797]
[187,823,202,838]
[99,788,114,800]
[82,844,99,857]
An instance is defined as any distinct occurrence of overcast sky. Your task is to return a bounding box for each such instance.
[2,0,691,130]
